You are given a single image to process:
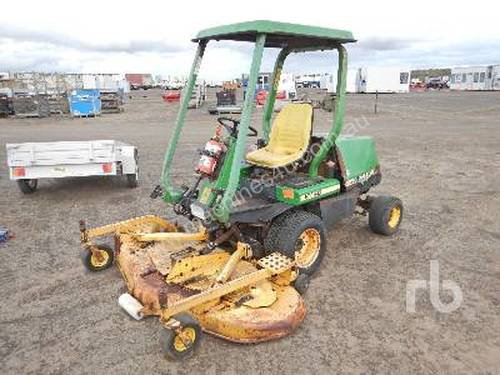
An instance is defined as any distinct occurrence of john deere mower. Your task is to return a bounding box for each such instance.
[80,20,403,360]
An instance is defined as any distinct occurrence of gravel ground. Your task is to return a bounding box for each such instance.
[0,89,499,374]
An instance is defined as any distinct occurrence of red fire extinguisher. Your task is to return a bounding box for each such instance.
[196,139,225,175]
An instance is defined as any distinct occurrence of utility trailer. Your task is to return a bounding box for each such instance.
[6,140,138,194]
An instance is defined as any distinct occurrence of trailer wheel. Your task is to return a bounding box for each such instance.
[264,210,326,276]
[368,196,403,235]
[126,174,138,188]
[17,179,38,194]
[81,244,114,271]
[126,150,139,188]
[160,313,202,360]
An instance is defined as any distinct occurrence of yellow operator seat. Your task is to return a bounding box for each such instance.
[246,103,313,168]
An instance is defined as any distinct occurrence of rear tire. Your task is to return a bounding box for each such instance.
[264,210,326,276]
[368,196,403,235]
[17,179,37,194]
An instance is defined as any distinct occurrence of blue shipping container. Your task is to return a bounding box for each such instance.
[69,89,101,117]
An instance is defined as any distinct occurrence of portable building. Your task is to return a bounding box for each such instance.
[449,65,500,90]
[357,67,411,93]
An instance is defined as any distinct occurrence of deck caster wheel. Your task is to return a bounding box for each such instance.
[368,196,403,235]
[160,313,202,360]
[294,273,310,295]
[81,244,114,271]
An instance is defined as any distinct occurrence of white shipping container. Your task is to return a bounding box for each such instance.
[357,67,410,93]
[324,70,358,93]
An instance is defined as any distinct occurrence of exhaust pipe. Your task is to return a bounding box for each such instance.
[118,293,144,320]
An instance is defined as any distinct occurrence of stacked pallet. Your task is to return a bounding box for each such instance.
[100,92,123,113]
[41,93,70,115]
[0,94,10,117]
[12,93,50,118]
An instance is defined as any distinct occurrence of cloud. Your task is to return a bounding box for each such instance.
[1,23,499,80]
[355,37,421,51]
[0,24,186,54]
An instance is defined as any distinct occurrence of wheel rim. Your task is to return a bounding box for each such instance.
[28,179,36,188]
[294,228,321,268]
[173,327,196,352]
[90,249,109,268]
[388,206,401,228]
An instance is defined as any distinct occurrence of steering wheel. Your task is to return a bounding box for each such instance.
[217,117,258,137]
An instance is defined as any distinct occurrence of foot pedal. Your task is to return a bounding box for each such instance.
[118,293,144,320]
[257,252,293,274]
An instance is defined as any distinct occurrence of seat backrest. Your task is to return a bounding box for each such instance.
[267,103,313,155]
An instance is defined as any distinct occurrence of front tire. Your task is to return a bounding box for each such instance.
[264,210,326,276]
[17,179,38,194]
[368,196,403,235]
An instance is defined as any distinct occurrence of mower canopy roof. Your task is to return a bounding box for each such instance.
[194,20,356,48]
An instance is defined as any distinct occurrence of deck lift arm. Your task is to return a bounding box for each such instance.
[159,21,354,223]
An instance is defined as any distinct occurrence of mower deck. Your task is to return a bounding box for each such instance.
[112,224,306,343]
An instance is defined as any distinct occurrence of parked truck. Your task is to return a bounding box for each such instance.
[125,74,154,90]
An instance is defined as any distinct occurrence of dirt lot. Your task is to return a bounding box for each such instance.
[1,89,499,374]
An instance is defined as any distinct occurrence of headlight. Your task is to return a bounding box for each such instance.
[190,202,207,220]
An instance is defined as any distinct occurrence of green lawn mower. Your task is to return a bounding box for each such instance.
[80,20,403,359]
